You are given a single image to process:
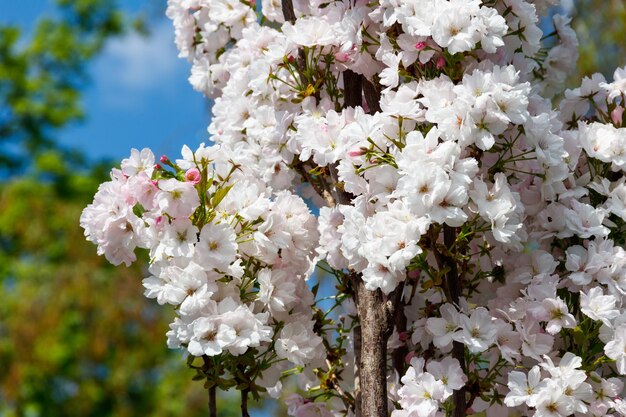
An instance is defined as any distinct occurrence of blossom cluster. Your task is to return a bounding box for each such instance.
[392,357,466,417]
[81,144,324,394]
[81,0,626,416]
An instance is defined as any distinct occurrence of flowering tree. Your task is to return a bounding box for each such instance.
[81,0,626,416]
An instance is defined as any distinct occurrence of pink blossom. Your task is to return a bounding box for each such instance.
[185,168,201,185]
[436,56,445,69]
[612,106,624,126]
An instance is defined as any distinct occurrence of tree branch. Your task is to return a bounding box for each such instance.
[362,78,381,113]
[353,312,362,417]
[343,69,363,108]
[209,386,217,417]
[388,283,408,377]
[281,0,296,24]
[241,388,250,417]
[443,225,467,417]
[293,159,336,206]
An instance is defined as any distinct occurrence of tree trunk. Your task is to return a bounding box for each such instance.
[356,282,390,417]
[278,2,391,414]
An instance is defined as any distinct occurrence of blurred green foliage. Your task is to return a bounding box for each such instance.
[571,0,626,80]
[0,1,245,416]
[0,153,246,417]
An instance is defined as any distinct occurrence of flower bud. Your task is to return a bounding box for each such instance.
[185,168,201,185]
[611,106,624,127]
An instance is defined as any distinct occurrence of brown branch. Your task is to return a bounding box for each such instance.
[387,283,408,376]
[353,315,362,417]
[209,386,217,417]
[202,356,218,417]
[428,226,468,416]
[281,0,296,24]
[241,388,250,417]
[293,160,336,206]
[362,78,381,114]
[339,62,390,417]
[325,70,363,207]
[343,69,363,108]
[443,226,467,417]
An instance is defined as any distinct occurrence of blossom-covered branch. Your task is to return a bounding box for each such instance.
[81,0,626,416]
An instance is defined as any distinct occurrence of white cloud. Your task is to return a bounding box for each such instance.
[94,20,184,105]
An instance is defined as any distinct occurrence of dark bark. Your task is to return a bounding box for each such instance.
[209,386,217,417]
[343,69,363,108]
[362,78,382,113]
[327,70,363,206]
[443,226,467,417]
[241,388,250,417]
[280,0,296,23]
[338,70,362,416]
[391,298,408,377]
[353,316,362,417]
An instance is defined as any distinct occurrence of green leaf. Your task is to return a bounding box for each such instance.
[211,184,234,208]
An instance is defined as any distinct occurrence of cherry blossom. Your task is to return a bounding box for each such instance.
[81,1,626,416]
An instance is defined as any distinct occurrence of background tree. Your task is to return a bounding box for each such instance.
[570,0,626,79]
[0,1,250,415]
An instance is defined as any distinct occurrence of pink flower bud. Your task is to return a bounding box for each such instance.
[408,269,421,279]
[436,56,445,70]
[414,41,426,50]
[405,351,415,364]
[185,168,201,185]
[399,332,409,341]
[154,163,162,170]
[335,51,351,62]
[347,147,367,158]
[612,106,624,127]
[160,155,169,164]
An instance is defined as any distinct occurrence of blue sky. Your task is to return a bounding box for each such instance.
[2,0,210,164]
